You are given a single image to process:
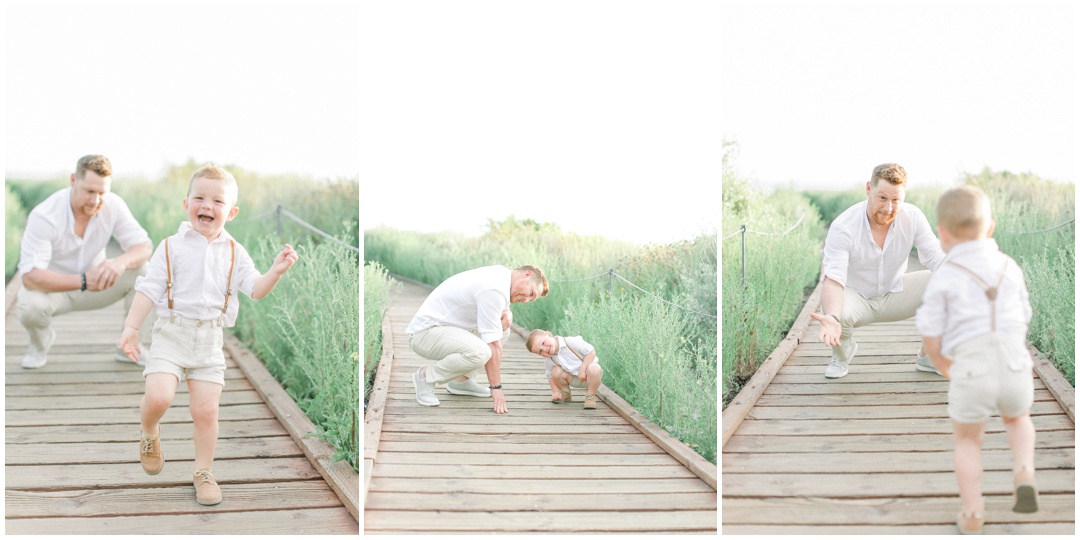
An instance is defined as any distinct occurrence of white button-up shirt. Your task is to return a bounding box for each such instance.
[406,265,511,344]
[134,223,260,326]
[822,200,945,299]
[17,188,151,276]
[544,335,599,379]
[916,238,1032,355]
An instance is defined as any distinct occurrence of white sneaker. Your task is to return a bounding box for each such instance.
[22,329,56,369]
[915,353,943,375]
[446,378,491,397]
[115,346,147,365]
[412,368,440,407]
[824,341,857,379]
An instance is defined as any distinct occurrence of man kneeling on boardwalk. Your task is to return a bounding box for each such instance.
[407,265,548,414]
[808,163,946,379]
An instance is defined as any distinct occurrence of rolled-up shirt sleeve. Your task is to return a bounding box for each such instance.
[17,211,56,276]
[134,240,169,303]
[475,289,507,343]
[821,226,851,288]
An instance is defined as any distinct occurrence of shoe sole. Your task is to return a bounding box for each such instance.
[197,496,223,506]
[824,370,848,379]
[412,371,440,407]
[1014,485,1039,513]
[914,362,942,375]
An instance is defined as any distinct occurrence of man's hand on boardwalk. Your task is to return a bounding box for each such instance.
[809,312,842,347]
[492,389,508,414]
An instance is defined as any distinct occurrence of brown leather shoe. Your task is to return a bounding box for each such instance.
[1013,466,1039,513]
[583,394,598,409]
[194,470,222,505]
[139,433,164,475]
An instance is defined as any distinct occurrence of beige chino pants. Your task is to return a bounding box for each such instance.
[16,265,154,351]
[833,270,932,362]
[409,325,510,385]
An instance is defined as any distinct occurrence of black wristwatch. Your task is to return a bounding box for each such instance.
[489,384,502,390]
[81,273,87,291]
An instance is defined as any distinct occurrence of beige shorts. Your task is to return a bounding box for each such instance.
[947,332,1034,424]
[142,316,227,387]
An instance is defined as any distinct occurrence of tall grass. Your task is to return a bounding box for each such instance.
[365,219,718,464]
[364,261,401,407]
[721,142,825,407]
[6,184,26,280]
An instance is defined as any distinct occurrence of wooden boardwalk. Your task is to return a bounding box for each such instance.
[4,279,359,534]
[364,278,717,534]
[722,264,1076,534]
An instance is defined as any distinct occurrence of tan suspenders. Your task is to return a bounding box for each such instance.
[164,237,236,323]
[946,258,1010,331]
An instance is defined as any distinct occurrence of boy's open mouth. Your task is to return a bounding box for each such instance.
[198,214,214,224]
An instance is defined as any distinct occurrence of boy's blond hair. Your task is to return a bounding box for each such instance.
[525,329,548,352]
[188,163,239,204]
[937,185,992,240]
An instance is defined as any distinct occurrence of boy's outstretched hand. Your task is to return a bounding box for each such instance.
[272,244,300,274]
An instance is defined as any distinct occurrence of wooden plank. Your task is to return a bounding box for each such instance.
[723,448,1074,474]
[722,470,1076,498]
[722,494,1074,525]
[4,480,342,518]
[6,418,289,444]
[224,336,360,523]
[5,507,359,535]
[367,491,716,512]
[1031,343,1075,422]
[363,302,396,505]
[722,281,821,447]
[363,509,717,533]
[723,428,1076,454]
[5,436,304,465]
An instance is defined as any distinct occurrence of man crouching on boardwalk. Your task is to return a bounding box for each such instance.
[809,163,946,378]
[407,265,549,414]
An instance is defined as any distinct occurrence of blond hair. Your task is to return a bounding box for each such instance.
[870,163,907,188]
[75,154,112,180]
[525,329,547,352]
[936,185,992,240]
[517,265,549,297]
[188,163,239,204]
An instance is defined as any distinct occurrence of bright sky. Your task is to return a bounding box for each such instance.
[722,0,1078,191]
[4,2,359,181]
[360,1,720,246]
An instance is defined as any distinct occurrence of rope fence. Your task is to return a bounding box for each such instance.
[549,268,716,320]
[996,218,1075,235]
[722,212,808,302]
[236,204,359,254]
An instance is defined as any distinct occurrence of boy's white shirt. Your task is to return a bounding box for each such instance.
[544,335,598,379]
[18,187,151,276]
[915,238,1032,355]
[134,222,260,326]
[406,265,511,343]
[822,200,945,299]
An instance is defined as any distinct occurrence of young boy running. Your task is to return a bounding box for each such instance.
[916,185,1037,534]
[119,164,298,505]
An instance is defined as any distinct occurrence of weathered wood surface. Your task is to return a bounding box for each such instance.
[5,278,358,534]
[364,279,717,534]
[722,261,1075,534]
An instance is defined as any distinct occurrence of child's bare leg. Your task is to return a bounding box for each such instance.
[952,420,986,515]
[141,373,179,437]
[188,379,223,471]
[585,363,603,395]
[1002,413,1036,474]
